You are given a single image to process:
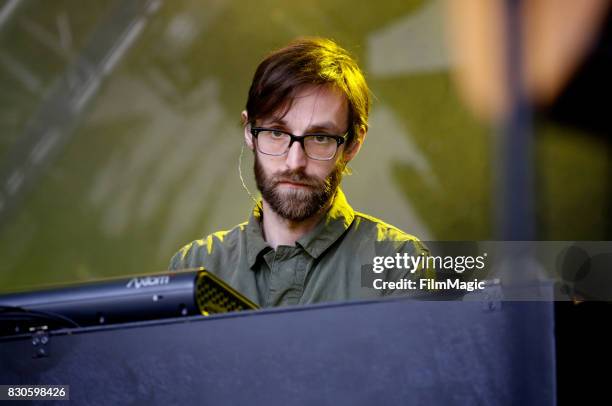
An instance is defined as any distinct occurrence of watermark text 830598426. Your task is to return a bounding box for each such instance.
[0,385,70,400]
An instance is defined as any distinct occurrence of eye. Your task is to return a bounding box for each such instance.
[312,135,332,144]
[271,130,285,138]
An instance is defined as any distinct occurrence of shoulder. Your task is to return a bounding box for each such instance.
[168,221,248,270]
[352,211,420,242]
[351,211,428,254]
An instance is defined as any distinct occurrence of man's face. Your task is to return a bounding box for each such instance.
[248,85,352,222]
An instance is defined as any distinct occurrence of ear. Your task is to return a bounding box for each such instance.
[342,126,366,164]
[241,110,254,150]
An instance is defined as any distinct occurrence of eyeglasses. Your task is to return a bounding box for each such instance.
[250,127,348,161]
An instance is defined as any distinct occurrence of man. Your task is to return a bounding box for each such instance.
[169,37,426,307]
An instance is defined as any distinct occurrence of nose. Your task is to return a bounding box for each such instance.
[285,138,308,170]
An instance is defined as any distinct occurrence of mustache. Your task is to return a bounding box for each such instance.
[272,170,324,187]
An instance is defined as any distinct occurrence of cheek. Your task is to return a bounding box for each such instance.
[309,160,338,179]
[256,152,284,173]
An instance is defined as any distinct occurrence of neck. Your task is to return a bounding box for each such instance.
[260,199,332,249]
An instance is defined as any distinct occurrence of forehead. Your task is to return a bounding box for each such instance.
[261,85,349,132]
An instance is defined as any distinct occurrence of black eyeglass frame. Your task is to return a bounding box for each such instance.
[250,127,349,161]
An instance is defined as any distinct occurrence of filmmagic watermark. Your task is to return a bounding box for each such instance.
[370,251,488,293]
[372,277,486,292]
[360,241,612,301]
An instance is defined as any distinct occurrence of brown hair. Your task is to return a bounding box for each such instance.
[245,37,370,145]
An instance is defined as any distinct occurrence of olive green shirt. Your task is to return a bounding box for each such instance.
[169,189,427,307]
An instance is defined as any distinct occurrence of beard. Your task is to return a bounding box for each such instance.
[254,154,344,222]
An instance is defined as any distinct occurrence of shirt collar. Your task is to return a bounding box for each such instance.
[245,188,355,270]
[296,188,355,258]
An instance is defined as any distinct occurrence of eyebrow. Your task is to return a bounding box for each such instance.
[259,118,343,133]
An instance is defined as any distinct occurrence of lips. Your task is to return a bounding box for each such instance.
[278,181,311,188]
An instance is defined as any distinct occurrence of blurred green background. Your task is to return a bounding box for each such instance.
[0,0,609,291]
